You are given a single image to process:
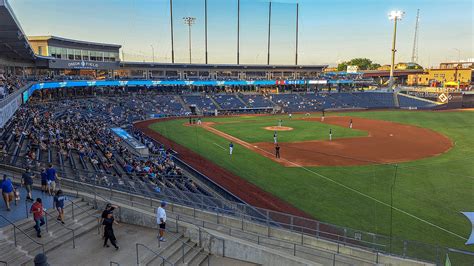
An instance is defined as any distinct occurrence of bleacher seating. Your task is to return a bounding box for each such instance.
[240,94,273,108]
[212,94,246,109]
[182,95,218,113]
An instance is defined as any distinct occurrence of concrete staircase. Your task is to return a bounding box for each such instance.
[235,93,250,108]
[176,95,192,113]
[208,96,222,110]
[0,199,99,265]
[138,234,210,266]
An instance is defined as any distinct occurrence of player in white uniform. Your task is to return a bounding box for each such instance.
[273,131,278,144]
[229,142,234,156]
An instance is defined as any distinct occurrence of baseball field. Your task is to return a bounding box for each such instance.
[136,110,474,257]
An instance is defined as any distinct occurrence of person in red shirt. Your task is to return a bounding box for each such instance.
[30,198,45,238]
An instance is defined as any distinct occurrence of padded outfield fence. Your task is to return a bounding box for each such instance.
[1,152,473,265]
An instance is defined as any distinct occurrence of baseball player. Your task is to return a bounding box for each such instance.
[278,119,282,127]
[329,128,332,141]
[197,117,202,125]
[288,113,292,119]
[321,109,325,122]
[275,144,280,158]
[349,119,353,129]
[229,142,234,157]
[273,131,278,144]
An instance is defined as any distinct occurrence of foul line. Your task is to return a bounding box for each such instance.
[203,124,467,241]
[213,142,226,151]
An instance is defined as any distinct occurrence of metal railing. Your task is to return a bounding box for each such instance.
[0,214,45,254]
[135,243,174,266]
[68,199,101,235]
[1,158,473,264]
[42,209,76,248]
[109,261,120,266]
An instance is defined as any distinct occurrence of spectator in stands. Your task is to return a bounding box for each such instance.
[21,167,34,201]
[1,174,15,211]
[103,212,119,250]
[30,198,45,238]
[53,190,66,224]
[40,168,48,193]
[157,201,167,242]
[46,164,57,195]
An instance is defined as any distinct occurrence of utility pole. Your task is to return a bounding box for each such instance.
[205,0,208,64]
[411,9,420,63]
[150,44,155,63]
[267,1,272,65]
[237,0,240,65]
[170,0,175,63]
[295,2,299,65]
[183,17,196,64]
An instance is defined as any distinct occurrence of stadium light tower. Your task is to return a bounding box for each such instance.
[183,17,196,64]
[388,10,404,87]
[150,44,155,63]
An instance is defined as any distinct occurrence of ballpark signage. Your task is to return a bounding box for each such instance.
[23,78,360,103]
[48,59,120,70]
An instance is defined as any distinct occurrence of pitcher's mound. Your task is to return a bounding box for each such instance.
[264,126,293,131]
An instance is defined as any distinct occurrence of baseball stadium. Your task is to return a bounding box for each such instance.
[0,0,473,265]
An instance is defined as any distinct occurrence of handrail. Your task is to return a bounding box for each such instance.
[109,261,120,266]
[68,199,101,235]
[1,160,472,264]
[0,214,45,254]
[42,208,76,248]
[135,243,173,266]
[0,260,7,266]
[172,213,377,265]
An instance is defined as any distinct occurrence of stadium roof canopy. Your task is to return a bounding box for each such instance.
[0,0,35,61]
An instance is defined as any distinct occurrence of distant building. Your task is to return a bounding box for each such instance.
[28,36,121,62]
[407,62,473,87]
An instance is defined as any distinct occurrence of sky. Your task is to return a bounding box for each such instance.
[8,0,473,67]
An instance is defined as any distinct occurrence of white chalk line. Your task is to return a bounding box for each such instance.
[213,142,226,151]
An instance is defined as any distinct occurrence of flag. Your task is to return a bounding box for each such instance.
[445,254,451,266]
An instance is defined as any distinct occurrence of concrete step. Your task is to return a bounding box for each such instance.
[193,251,210,266]
[147,236,189,266]
[21,213,100,265]
[178,247,206,266]
[168,239,197,265]
[20,212,98,253]
[139,233,183,265]
[2,201,94,243]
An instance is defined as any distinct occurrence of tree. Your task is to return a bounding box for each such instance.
[337,58,381,71]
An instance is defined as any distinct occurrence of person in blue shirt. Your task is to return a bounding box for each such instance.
[40,168,48,193]
[46,164,57,195]
[1,174,14,211]
[53,190,66,224]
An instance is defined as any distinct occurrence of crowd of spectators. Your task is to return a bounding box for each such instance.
[0,71,27,99]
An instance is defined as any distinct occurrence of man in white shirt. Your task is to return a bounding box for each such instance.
[157,201,167,241]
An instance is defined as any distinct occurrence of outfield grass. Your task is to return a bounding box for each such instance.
[212,117,366,143]
[149,111,474,259]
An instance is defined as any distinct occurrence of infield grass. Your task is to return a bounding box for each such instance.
[149,110,474,262]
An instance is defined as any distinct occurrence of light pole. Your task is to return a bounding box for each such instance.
[453,48,461,62]
[183,16,196,64]
[388,10,404,87]
[150,44,155,63]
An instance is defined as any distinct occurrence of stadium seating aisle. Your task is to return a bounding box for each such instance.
[398,94,437,108]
